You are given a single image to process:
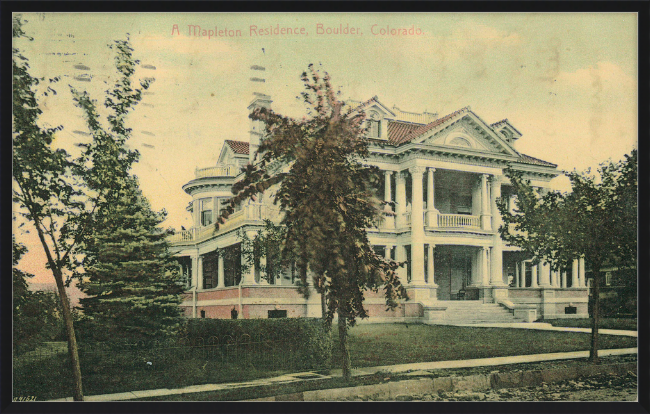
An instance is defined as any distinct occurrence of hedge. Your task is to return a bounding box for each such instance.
[179,318,332,370]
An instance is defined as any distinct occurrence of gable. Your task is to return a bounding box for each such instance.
[411,111,519,156]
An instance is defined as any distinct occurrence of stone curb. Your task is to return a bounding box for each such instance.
[246,362,637,401]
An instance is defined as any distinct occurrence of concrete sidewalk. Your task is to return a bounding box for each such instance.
[48,325,637,402]
[450,322,637,337]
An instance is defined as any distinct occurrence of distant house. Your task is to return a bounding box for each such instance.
[169,95,589,323]
[585,265,637,318]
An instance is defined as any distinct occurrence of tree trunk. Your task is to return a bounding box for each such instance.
[52,267,85,400]
[321,291,327,320]
[589,264,601,363]
[337,310,352,381]
[33,222,84,401]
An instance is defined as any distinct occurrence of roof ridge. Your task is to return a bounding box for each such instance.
[395,106,471,145]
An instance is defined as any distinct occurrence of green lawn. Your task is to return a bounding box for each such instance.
[545,318,637,331]
[14,324,637,401]
[333,323,637,369]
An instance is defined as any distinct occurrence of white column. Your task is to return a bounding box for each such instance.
[572,260,579,288]
[191,256,199,288]
[396,245,407,282]
[409,166,426,284]
[579,257,586,287]
[540,262,551,287]
[531,263,538,288]
[197,256,204,290]
[482,247,490,286]
[549,270,556,287]
[384,245,391,260]
[521,262,527,287]
[561,271,567,288]
[426,168,438,227]
[481,174,492,230]
[217,253,224,288]
[384,171,392,210]
[395,171,407,228]
[515,262,520,287]
[427,244,437,287]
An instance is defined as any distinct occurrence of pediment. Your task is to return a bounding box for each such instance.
[414,112,518,156]
[365,102,396,119]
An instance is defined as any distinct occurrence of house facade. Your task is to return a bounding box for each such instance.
[169,95,589,323]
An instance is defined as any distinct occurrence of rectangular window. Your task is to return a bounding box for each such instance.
[200,198,213,226]
[605,272,612,286]
[202,252,218,289]
[565,306,577,315]
[368,120,380,138]
[224,244,242,287]
[268,310,287,318]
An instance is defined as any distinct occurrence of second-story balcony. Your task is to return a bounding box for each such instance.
[377,210,482,231]
[194,164,239,179]
[169,203,283,244]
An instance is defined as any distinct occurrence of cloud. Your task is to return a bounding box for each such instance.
[555,61,635,91]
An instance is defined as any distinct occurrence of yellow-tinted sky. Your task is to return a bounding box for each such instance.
[14,12,638,284]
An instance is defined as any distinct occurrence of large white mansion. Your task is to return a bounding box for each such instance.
[169,95,589,323]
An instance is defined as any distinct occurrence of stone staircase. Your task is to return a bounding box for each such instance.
[437,300,526,325]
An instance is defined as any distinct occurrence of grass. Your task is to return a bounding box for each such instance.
[13,324,637,401]
[137,354,638,401]
[332,323,636,369]
[545,318,637,331]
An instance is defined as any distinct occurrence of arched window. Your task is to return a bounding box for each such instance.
[449,137,471,148]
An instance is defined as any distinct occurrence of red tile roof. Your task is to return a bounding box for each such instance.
[387,121,423,144]
[225,140,249,155]
[517,153,557,168]
[392,106,471,145]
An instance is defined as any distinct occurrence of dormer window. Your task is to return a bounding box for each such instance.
[367,110,381,138]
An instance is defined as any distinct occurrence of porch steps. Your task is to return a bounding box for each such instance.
[438,301,526,324]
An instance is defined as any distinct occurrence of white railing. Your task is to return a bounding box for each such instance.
[169,203,283,244]
[169,229,195,243]
[437,214,480,228]
[195,164,239,179]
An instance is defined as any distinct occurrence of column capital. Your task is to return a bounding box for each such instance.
[409,166,427,176]
[428,167,436,173]
[384,170,393,177]
[396,170,408,181]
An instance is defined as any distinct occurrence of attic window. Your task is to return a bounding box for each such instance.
[367,110,381,138]
[450,137,471,148]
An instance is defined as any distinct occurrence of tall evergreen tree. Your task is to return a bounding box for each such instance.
[72,39,184,344]
[77,180,184,343]
[215,65,408,380]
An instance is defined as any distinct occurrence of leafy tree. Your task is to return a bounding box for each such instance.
[12,238,63,355]
[215,65,408,380]
[72,40,184,345]
[498,150,637,362]
[12,16,86,400]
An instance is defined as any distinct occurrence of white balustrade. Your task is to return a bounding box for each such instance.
[437,214,480,228]
[195,164,239,179]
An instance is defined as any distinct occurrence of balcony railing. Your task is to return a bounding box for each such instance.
[437,213,480,228]
[195,164,239,179]
[169,204,282,244]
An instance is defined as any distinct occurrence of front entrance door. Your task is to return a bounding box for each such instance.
[436,247,472,300]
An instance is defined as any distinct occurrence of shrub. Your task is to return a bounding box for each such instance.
[180,318,331,371]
